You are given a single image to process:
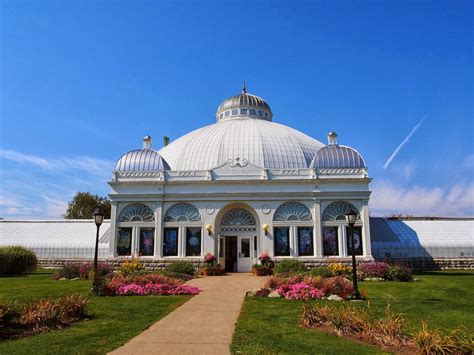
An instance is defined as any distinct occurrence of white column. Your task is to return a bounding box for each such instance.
[313,199,322,257]
[290,225,297,257]
[361,201,372,259]
[340,225,347,257]
[154,202,163,258]
[108,202,118,257]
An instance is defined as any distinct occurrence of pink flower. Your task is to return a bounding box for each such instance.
[276,282,325,300]
[116,283,200,296]
[205,253,216,263]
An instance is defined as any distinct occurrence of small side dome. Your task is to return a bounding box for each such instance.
[114,136,170,171]
[310,132,366,169]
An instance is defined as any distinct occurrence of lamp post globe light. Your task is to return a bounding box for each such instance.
[92,208,104,271]
[345,207,362,300]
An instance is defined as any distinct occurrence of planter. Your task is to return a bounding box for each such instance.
[252,265,273,276]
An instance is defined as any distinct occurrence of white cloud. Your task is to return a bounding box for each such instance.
[391,162,416,181]
[0,149,49,168]
[383,116,426,169]
[42,195,69,218]
[0,148,113,178]
[0,149,112,219]
[370,181,474,217]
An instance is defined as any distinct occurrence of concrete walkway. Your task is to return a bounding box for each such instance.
[110,273,266,355]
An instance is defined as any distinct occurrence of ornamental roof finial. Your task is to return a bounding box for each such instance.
[242,80,247,93]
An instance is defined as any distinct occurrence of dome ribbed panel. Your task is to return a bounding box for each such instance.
[310,145,366,169]
[159,119,324,170]
[114,149,170,171]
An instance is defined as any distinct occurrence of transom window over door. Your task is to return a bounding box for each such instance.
[220,208,257,233]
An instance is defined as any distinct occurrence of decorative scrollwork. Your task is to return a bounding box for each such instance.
[273,202,312,222]
[164,203,201,222]
[227,156,249,167]
[119,204,155,222]
[322,201,360,222]
[221,208,256,226]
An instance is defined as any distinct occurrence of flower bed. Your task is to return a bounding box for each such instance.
[104,273,200,296]
[116,283,200,296]
[357,262,413,282]
[52,258,199,297]
[276,282,325,300]
[253,274,353,300]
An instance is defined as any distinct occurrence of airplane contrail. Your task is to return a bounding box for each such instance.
[383,115,427,169]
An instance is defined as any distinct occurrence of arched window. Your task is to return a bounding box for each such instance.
[273,202,312,222]
[322,201,360,222]
[164,203,201,222]
[221,208,256,226]
[163,203,202,258]
[118,203,155,222]
[116,203,155,257]
[321,201,362,257]
[273,202,313,257]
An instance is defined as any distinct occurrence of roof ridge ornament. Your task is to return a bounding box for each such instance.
[242,80,247,94]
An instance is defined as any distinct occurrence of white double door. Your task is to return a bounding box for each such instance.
[218,235,253,272]
[237,236,252,272]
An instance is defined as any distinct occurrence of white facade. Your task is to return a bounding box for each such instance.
[108,88,373,271]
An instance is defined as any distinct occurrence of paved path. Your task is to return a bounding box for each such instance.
[110,273,266,355]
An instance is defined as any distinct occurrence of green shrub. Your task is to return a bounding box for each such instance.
[388,265,413,282]
[274,259,306,274]
[53,263,81,280]
[0,246,37,276]
[166,261,195,276]
[307,266,334,278]
[155,270,193,281]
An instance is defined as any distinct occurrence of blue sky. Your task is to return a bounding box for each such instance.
[1,0,473,218]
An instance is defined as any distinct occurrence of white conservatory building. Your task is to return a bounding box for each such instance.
[108,87,372,272]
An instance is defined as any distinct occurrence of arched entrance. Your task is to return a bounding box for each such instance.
[216,205,259,272]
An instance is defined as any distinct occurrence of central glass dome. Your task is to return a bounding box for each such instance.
[215,85,273,122]
[159,86,324,171]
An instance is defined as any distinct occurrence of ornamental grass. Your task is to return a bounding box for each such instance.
[1,294,88,339]
[301,303,473,354]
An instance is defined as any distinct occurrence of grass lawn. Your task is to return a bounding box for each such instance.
[231,270,474,354]
[0,270,191,354]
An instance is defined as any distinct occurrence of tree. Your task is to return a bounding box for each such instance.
[64,192,111,219]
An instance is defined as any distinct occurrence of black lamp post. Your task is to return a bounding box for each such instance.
[92,208,104,272]
[346,207,362,300]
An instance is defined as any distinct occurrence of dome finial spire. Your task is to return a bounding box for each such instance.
[242,80,247,93]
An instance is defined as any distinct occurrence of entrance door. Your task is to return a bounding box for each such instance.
[218,236,225,269]
[237,236,252,272]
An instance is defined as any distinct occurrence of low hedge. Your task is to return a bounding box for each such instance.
[166,261,196,276]
[274,259,306,274]
[0,246,37,276]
